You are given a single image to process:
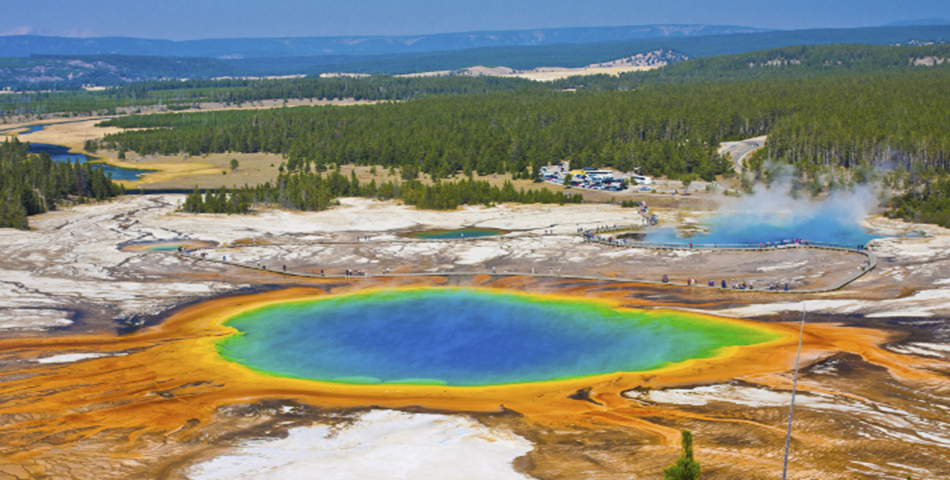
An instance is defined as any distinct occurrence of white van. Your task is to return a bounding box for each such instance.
[631,175,653,185]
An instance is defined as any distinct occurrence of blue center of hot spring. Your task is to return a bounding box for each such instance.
[645,199,879,247]
[218,289,777,386]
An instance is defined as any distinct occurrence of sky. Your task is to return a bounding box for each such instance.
[3,0,949,40]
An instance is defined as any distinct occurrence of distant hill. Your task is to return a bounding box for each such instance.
[2,24,950,87]
[0,55,242,89]
[553,43,950,91]
[4,43,950,120]
[0,24,769,59]
[882,18,950,27]
[231,24,950,76]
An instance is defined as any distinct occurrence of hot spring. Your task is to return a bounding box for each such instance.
[118,239,218,252]
[217,288,779,386]
[644,213,878,247]
[406,228,506,239]
[644,189,880,247]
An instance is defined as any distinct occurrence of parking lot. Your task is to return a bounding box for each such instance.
[538,163,653,192]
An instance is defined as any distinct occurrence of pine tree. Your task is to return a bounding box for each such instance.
[663,430,700,480]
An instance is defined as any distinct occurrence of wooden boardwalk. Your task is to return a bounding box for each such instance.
[581,235,876,294]
[176,229,876,295]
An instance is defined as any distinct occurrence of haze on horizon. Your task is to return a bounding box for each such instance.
[3,0,950,41]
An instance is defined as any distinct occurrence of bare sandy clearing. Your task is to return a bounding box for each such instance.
[396,62,659,82]
[511,64,657,81]
[396,51,674,82]
[14,119,287,188]
[186,410,533,480]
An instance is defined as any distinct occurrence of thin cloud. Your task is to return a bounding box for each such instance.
[0,26,97,38]
[2,26,37,36]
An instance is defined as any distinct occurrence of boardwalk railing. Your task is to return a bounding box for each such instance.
[167,223,877,295]
[579,227,878,293]
[583,236,869,253]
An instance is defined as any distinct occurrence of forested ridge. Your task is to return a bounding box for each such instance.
[5,43,948,118]
[3,24,947,88]
[99,68,950,179]
[99,88,737,180]
[0,75,539,118]
[754,71,950,171]
[0,138,124,229]
[180,171,580,214]
[558,44,950,90]
[0,54,244,91]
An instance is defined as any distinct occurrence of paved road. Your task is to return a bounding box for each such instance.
[718,135,767,172]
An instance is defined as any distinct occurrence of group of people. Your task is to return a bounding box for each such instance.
[671,276,790,291]
[580,227,635,246]
[583,233,630,245]
[760,238,809,248]
[180,247,383,278]
[580,225,622,235]
[634,201,660,226]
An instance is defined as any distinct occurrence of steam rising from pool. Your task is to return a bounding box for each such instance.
[218,289,779,386]
[646,184,880,246]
